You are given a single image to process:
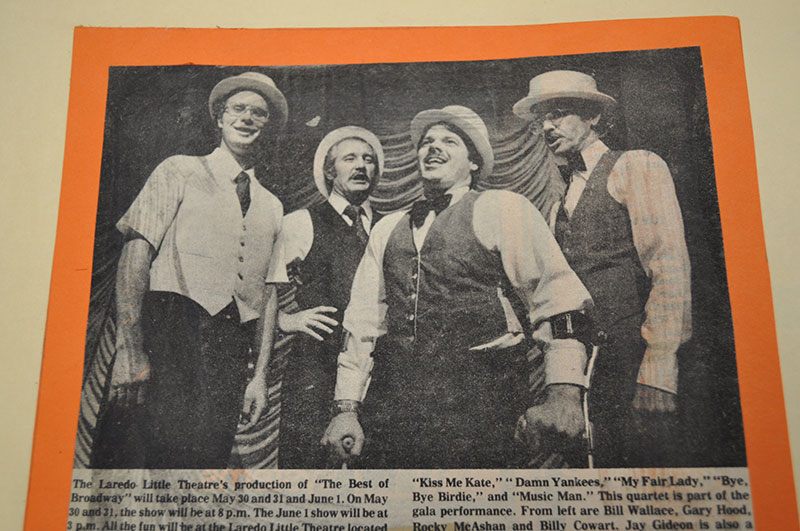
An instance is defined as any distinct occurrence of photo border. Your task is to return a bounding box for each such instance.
[25,18,796,530]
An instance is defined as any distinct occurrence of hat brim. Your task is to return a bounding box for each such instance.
[512,91,616,121]
[208,77,288,130]
[409,109,494,181]
[313,127,385,198]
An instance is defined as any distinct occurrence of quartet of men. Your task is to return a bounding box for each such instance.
[109,69,691,470]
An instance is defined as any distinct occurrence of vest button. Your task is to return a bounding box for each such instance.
[410,293,417,300]
[564,247,570,253]
[411,273,418,280]
[407,314,415,321]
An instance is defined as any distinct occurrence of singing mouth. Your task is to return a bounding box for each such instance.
[424,155,447,166]
[545,134,564,149]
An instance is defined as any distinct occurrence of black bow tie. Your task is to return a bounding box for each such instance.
[558,152,587,183]
[410,194,452,228]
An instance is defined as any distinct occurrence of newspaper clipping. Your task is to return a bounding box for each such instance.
[68,42,750,530]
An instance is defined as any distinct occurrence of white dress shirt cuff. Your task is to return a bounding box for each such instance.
[544,339,589,388]
[636,348,678,394]
[333,334,376,402]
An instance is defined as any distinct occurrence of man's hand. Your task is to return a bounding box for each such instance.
[321,412,364,462]
[278,306,339,341]
[633,383,677,413]
[515,384,584,453]
[240,377,268,430]
[109,347,150,407]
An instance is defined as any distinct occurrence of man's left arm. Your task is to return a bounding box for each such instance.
[241,283,278,429]
[611,151,692,411]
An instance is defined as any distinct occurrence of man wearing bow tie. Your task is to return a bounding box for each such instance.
[513,71,692,467]
[107,73,288,469]
[321,105,593,469]
[277,126,384,468]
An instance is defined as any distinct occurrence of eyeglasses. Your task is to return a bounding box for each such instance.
[225,104,270,123]
[532,108,575,124]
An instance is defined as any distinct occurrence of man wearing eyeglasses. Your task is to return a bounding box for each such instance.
[107,72,289,469]
[513,70,692,467]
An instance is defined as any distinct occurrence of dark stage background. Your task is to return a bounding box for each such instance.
[76,47,744,469]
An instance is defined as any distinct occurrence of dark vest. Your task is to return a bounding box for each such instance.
[364,191,529,468]
[382,191,508,355]
[554,151,650,333]
[291,201,382,348]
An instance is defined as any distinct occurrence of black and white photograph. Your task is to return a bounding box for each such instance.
[75,47,744,473]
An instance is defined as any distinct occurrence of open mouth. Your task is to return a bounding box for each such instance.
[424,155,447,166]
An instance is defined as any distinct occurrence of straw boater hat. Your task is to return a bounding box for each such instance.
[208,72,288,130]
[512,70,617,121]
[409,105,494,181]
[313,126,385,198]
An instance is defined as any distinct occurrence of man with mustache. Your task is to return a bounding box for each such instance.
[108,72,289,469]
[277,126,384,468]
[321,106,593,468]
[513,70,692,466]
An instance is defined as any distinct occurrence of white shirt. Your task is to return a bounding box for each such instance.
[334,188,593,402]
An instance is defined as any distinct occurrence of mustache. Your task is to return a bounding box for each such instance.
[544,132,561,143]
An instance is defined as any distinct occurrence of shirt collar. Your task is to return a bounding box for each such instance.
[577,139,609,181]
[206,146,254,186]
[443,184,471,206]
[328,190,373,221]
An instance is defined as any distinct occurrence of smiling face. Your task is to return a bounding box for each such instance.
[325,138,377,204]
[417,124,478,193]
[217,90,269,157]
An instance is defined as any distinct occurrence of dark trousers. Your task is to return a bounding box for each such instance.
[360,337,530,469]
[278,337,338,469]
[588,316,647,468]
[142,292,254,469]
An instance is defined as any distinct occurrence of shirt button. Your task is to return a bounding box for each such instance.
[239,256,244,262]
[242,224,247,231]
[240,241,245,247]
[238,273,243,280]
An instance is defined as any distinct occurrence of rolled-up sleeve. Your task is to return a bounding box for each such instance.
[334,212,406,401]
[116,158,186,250]
[474,190,593,387]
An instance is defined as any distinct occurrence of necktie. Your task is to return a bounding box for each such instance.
[344,205,369,244]
[234,172,251,217]
[410,194,452,229]
[557,152,587,183]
